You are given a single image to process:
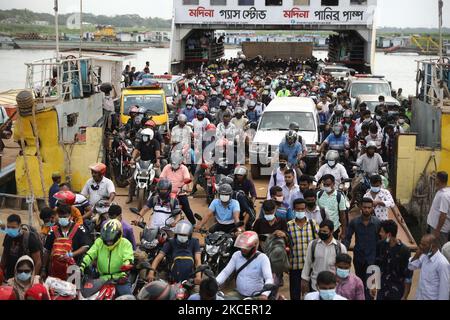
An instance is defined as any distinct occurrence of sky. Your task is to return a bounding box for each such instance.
[0,0,449,28]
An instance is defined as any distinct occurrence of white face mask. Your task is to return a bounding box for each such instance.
[220,195,231,203]
[327,160,336,167]
[177,235,189,243]
[142,135,149,142]
[264,214,275,222]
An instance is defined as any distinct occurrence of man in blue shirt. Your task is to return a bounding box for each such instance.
[279,131,305,168]
[194,184,240,233]
[181,99,197,122]
[48,172,61,209]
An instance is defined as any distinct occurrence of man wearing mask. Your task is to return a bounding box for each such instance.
[181,99,197,123]
[303,189,325,224]
[315,150,349,188]
[374,220,412,300]
[335,253,365,300]
[343,198,381,290]
[408,234,450,300]
[426,171,450,246]
[301,219,347,293]
[147,221,201,284]
[267,154,297,197]
[279,131,306,177]
[0,214,42,280]
[365,124,383,151]
[397,114,410,133]
[364,175,395,221]
[216,110,237,142]
[281,169,303,210]
[327,104,345,127]
[41,204,89,281]
[246,100,260,124]
[356,141,384,176]
[216,101,230,125]
[208,91,221,111]
[216,231,274,300]
[304,271,347,300]
[375,95,387,115]
[171,114,193,159]
[253,200,288,241]
[317,174,347,240]
[287,199,319,300]
[262,186,294,221]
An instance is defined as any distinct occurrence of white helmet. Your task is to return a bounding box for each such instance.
[174,220,193,236]
[178,114,188,123]
[325,150,340,161]
[366,141,377,149]
[234,166,247,176]
[141,128,154,141]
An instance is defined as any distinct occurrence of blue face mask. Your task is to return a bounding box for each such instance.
[295,211,306,220]
[6,228,20,238]
[336,268,350,279]
[371,186,381,193]
[17,272,32,282]
[59,218,70,227]
[319,289,336,300]
[264,214,275,222]
[45,222,55,227]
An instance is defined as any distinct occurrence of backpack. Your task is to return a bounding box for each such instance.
[317,189,347,214]
[49,224,80,281]
[263,235,290,274]
[21,224,43,257]
[148,195,176,212]
[168,239,195,283]
[310,238,342,264]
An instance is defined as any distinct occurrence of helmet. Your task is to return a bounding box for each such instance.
[366,141,377,149]
[141,128,154,141]
[171,152,184,170]
[130,106,139,114]
[156,179,172,199]
[223,110,232,118]
[247,100,256,108]
[325,150,340,161]
[137,280,176,300]
[197,109,206,117]
[206,123,216,131]
[343,110,353,118]
[101,220,123,250]
[218,183,233,195]
[186,99,194,106]
[0,286,17,300]
[53,190,76,206]
[144,119,156,128]
[235,108,244,116]
[285,130,298,144]
[289,122,300,131]
[234,166,247,176]
[219,101,228,108]
[89,163,107,176]
[178,114,188,123]
[234,231,259,251]
[173,220,193,236]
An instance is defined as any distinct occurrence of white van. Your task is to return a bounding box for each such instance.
[249,97,320,179]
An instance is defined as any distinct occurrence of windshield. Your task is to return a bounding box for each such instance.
[259,112,316,131]
[123,94,165,115]
[161,83,174,97]
[351,82,391,98]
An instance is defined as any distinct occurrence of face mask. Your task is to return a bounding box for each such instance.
[177,235,189,243]
[17,272,32,282]
[398,119,405,124]
[318,232,330,241]
[333,129,341,135]
[142,136,149,142]
[336,268,350,279]
[6,228,20,238]
[220,195,231,203]
[59,218,70,227]
[363,118,371,124]
[306,202,316,209]
[45,222,55,227]
[295,211,306,220]
[327,160,336,167]
[322,186,332,193]
[264,214,275,222]
[236,115,242,119]
[376,115,381,120]
[275,196,284,203]
[371,186,381,193]
[187,105,193,109]
[319,289,336,300]
[279,162,287,169]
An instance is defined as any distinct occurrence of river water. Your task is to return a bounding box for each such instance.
[0,47,436,96]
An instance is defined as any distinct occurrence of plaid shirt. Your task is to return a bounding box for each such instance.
[287,219,319,270]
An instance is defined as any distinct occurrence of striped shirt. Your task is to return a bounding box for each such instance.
[287,219,319,270]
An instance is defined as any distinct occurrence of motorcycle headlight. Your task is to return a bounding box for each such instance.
[206,244,220,256]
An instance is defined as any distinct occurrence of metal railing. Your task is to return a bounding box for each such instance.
[416,58,450,107]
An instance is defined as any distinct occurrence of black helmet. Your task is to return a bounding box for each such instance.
[247,100,256,109]
[289,122,300,131]
[137,280,176,300]
[218,183,233,195]
[285,130,298,144]
[157,179,172,199]
[101,220,123,250]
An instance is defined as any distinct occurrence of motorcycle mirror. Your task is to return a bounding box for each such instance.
[130,208,140,215]
[194,213,203,221]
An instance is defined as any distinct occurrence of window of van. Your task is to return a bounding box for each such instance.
[123,95,164,115]
[350,83,391,98]
[259,111,316,131]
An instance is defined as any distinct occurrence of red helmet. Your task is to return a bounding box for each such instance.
[205,124,216,131]
[201,105,209,113]
[53,190,76,206]
[144,119,156,128]
[234,231,259,251]
[89,163,107,176]
[197,95,205,101]
[0,286,17,300]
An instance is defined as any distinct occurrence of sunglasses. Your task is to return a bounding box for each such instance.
[90,184,100,191]
[17,269,31,273]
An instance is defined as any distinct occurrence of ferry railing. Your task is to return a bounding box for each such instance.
[416,58,450,107]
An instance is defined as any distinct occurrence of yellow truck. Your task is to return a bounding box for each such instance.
[120,83,169,129]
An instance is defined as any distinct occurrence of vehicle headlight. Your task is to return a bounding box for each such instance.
[206,245,220,256]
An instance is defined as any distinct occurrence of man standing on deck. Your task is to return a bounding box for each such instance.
[48,172,61,209]
[427,171,450,246]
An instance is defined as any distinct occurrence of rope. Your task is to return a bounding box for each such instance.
[31,99,48,206]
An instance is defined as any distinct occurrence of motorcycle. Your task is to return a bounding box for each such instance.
[131,159,157,210]
[110,128,134,187]
[45,276,78,300]
[350,162,389,208]
[243,283,285,301]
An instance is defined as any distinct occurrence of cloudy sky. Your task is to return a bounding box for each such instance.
[0,0,449,28]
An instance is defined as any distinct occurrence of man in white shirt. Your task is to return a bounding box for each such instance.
[364,175,395,221]
[281,169,303,210]
[304,189,324,224]
[356,142,384,176]
[408,234,450,300]
[315,158,349,188]
[216,231,273,299]
[301,219,347,292]
[81,163,116,207]
[427,171,450,246]
[304,271,347,300]
[102,85,118,131]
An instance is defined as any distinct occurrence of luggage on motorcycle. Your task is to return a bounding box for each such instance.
[45,276,77,298]
[49,224,80,280]
[262,235,290,274]
[80,278,106,298]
